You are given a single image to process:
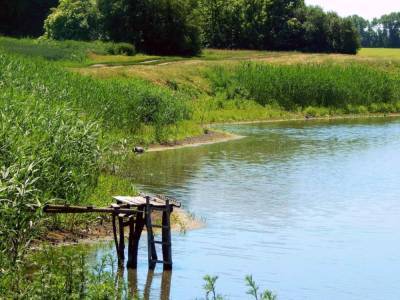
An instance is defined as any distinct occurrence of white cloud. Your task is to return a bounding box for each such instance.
[305,0,399,20]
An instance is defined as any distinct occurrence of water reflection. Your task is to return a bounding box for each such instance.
[126,269,172,300]
[114,265,173,300]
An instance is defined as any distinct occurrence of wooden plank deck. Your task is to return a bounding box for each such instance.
[113,195,181,208]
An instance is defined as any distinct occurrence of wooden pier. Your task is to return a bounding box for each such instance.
[44,194,181,270]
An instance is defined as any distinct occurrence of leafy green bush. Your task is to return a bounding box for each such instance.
[0,101,100,287]
[44,0,101,41]
[0,163,43,270]
[106,42,136,56]
[0,102,100,204]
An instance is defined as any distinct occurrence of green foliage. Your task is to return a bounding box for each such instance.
[0,50,190,143]
[0,0,58,37]
[201,275,277,300]
[350,12,400,48]
[245,275,277,300]
[98,0,202,56]
[0,101,100,204]
[196,0,360,54]
[203,275,224,300]
[0,249,129,299]
[0,163,43,269]
[208,62,400,111]
[106,42,136,56]
[0,36,113,62]
[44,0,101,41]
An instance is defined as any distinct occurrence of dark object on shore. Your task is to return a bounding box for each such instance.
[43,194,181,271]
[133,146,145,154]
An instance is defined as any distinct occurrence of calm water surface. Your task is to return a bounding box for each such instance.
[90,118,400,299]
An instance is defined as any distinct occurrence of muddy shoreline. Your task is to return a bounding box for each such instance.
[146,113,400,152]
[40,208,204,247]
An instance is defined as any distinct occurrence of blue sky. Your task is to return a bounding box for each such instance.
[305,0,399,20]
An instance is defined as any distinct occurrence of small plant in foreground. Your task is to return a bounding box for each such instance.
[203,275,224,300]
[202,275,276,300]
[245,275,277,300]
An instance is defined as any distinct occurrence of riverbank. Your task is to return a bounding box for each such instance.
[148,130,245,152]
[143,113,400,152]
[40,207,204,247]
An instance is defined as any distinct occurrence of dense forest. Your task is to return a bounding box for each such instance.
[1,0,362,55]
[2,1,400,55]
[350,13,400,48]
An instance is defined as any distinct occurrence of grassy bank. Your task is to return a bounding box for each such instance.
[2,37,400,203]
[1,37,400,298]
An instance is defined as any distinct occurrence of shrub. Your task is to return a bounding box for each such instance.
[0,101,100,204]
[44,0,101,41]
[106,42,136,56]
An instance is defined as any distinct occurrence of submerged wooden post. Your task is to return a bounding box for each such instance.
[162,200,173,270]
[127,211,145,269]
[146,197,158,270]
[118,215,125,262]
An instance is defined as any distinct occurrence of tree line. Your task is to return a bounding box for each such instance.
[350,13,400,48]
[0,0,366,55]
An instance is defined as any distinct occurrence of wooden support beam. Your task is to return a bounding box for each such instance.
[118,216,125,263]
[127,211,145,269]
[44,204,141,215]
[112,214,119,259]
[145,197,157,270]
[43,194,177,271]
[162,200,173,271]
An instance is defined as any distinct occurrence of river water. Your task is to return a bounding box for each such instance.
[86,118,400,299]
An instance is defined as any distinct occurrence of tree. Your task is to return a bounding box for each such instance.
[44,0,101,41]
[0,0,58,37]
[99,0,201,56]
[340,18,361,54]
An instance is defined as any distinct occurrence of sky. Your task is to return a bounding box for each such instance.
[305,0,399,20]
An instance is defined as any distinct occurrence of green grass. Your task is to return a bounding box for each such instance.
[0,50,193,146]
[206,62,400,114]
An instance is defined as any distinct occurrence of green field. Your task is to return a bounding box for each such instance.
[359,48,400,58]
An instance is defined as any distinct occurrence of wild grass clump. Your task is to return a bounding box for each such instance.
[207,62,400,113]
[0,248,126,299]
[0,99,100,277]
[0,101,100,204]
[0,37,136,63]
[0,51,191,143]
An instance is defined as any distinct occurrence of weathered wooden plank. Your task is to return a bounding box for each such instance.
[43,204,140,215]
[113,195,181,208]
[118,216,125,262]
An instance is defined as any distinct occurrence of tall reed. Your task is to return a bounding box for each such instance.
[208,62,400,112]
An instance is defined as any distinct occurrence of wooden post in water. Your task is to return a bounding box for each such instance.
[43,194,180,271]
[162,199,173,270]
[118,215,125,262]
[127,210,145,269]
[145,197,158,270]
